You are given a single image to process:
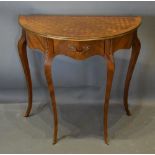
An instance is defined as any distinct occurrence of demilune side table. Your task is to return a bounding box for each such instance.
[18,15,141,144]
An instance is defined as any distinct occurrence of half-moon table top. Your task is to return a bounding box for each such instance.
[19,15,141,41]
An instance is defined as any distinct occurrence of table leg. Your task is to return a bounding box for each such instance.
[44,51,58,145]
[123,32,141,116]
[18,30,32,117]
[104,53,115,145]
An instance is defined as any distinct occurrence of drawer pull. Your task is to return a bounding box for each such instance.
[68,45,90,52]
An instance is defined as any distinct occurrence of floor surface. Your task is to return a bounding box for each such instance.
[0,99,155,153]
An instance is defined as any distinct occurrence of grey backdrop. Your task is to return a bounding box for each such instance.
[0,1,155,103]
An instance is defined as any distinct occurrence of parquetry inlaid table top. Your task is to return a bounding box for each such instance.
[19,15,141,40]
[18,15,141,145]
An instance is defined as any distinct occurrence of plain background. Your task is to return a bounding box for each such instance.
[0,1,155,103]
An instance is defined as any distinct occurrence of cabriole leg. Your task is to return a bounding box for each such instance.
[18,30,32,117]
[123,31,141,116]
[104,53,115,145]
[103,40,115,145]
[44,50,58,145]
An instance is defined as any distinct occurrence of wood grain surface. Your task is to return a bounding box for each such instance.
[19,15,141,41]
[18,15,141,145]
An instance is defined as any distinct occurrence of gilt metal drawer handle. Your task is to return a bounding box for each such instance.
[68,45,90,52]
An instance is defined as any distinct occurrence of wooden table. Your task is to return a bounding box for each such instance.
[18,15,141,144]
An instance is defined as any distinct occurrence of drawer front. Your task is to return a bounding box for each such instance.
[54,40,105,60]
